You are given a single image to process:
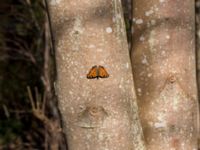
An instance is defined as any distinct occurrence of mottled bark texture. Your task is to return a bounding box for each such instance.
[195,0,200,148]
[131,0,198,149]
[48,0,146,149]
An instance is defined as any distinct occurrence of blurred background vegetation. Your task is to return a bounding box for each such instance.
[0,0,199,149]
[0,0,65,149]
[0,0,45,148]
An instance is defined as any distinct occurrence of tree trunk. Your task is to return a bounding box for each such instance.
[131,0,198,149]
[48,0,145,149]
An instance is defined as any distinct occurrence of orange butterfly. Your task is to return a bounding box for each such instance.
[87,65,109,79]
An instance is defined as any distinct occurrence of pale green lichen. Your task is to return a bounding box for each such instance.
[49,0,62,6]
[148,30,157,53]
[69,16,84,51]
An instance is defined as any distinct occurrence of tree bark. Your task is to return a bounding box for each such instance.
[131,0,198,149]
[48,0,145,149]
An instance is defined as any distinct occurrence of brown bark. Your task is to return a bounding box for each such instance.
[195,0,200,148]
[48,0,145,149]
[131,0,198,149]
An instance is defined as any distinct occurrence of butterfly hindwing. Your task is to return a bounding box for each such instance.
[98,66,109,78]
[87,65,98,79]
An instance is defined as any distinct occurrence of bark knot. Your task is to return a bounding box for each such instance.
[76,105,108,128]
[168,74,176,83]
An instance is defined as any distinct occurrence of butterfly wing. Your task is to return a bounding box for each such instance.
[87,66,98,79]
[98,66,109,78]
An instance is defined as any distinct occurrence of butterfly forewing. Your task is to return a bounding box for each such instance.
[98,66,109,78]
[87,66,98,79]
